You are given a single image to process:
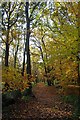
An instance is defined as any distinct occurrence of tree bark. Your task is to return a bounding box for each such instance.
[5,28,10,67]
[22,50,25,76]
[2,2,22,67]
[25,2,32,95]
[5,43,9,67]
[39,46,47,75]
[26,20,31,75]
[22,32,26,76]
[14,35,19,68]
[25,2,31,76]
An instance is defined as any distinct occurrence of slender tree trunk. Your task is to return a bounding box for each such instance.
[22,50,25,76]
[5,29,9,67]
[26,20,31,75]
[25,2,31,76]
[41,37,51,85]
[39,46,47,74]
[5,43,9,67]
[22,32,26,76]
[39,46,51,85]
[14,37,19,68]
[25,2,32,95]
[3,3,22,67]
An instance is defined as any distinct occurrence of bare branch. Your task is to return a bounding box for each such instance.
[1,36,6,43]
[9,3,17,17]
[30,2,40,20]
[9,2,23,28]
[2,10,5,27]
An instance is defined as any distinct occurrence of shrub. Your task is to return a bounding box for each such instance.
[2,66,29,92]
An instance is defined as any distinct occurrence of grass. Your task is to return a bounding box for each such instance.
[62,95,78,104]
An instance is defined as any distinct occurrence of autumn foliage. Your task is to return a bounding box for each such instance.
[2,66,29,92]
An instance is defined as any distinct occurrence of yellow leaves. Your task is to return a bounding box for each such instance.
[67,3,78,16]
[43,8,50,16]
[50,57,78,87]
[55,2,61,7]
[2,66,29,92]
[11,30,20,40]
[51,11,58,19]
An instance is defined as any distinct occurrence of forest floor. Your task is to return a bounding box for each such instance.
[2,82,75,120]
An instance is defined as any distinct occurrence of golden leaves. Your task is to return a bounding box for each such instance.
[2,66,29,92]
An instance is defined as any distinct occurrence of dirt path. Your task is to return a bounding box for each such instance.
[2,82,73,119]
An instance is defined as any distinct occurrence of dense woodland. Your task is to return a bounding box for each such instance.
[1,1,80,119]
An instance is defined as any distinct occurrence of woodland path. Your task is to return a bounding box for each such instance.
[3,82,73,120]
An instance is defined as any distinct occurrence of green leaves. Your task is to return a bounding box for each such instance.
[29,2,79,86]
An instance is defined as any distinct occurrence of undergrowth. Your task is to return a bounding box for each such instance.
[62,95,80,120]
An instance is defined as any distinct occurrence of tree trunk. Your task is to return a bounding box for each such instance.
[5,28,10,67]
[14,36,19,68]
[25,2,31,76]
[39,46,51,85]
[25,2,32,95]
[22,50,25,76]
[5,43,9,67]
[41,37,52,85]
[22,32,26,76]
[39,46,47,74]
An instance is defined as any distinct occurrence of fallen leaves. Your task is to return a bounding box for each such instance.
[2,82,74,119]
